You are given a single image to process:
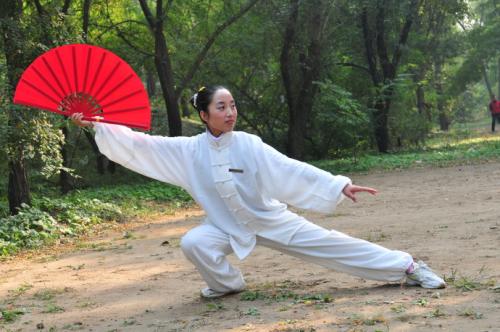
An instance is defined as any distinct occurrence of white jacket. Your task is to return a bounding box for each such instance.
[94,123,351,259]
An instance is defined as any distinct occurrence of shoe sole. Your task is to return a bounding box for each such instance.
[200,288,245,299]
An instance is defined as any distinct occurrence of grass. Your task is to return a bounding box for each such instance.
[348,313,387,327]
[458,308,484,319]
[240,280,334,306]
[0,308,26,323]
[444,268,497,292]
[7,283,33,302]
[425,307,447,318]
[390,304,406,313]
[206,302,225,312]
[33,288,66,301]
[313,128,500,174]
[245,307,260,316]
[413,298,428,307]
[42,303,65,313]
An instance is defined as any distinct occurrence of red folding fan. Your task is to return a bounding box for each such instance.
[14,44,151,130]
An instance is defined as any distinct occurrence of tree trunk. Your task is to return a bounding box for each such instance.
[373,98,390,153]
[482,64,494,100]
[497,56,500,98]
[286,110,306,159]
[8,160,31,215]
[138,0,182,136]
[416,83,425,115]
[83,130,105,174]
[360,0,418,153]
[435,60,449,131]
[281,0,324,160]
[154,34,183,136]
[146,67,156,97]
[81,0,116,174]
[181,94,190,118]
[82,0,91,41]
[59,125,72,194]
[1,0,32,214]
[280,0,300,158]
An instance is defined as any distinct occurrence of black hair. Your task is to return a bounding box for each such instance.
[189,86,227,123]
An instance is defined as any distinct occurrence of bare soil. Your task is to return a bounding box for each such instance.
[1,161,499,332]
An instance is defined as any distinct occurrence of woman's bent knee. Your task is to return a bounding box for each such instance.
[180,231,201,255]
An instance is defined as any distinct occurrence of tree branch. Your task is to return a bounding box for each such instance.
[104,0,154,57]
[138,0,156,28]
[116,30,155,57]
[335,62,371,75]
[280,0,300,113]
[33,0,45,16]
[360,6,380,84]
[176,0,260,96]
[375,1,391,78]
[82,0,91,42]
[156,0,163,24]
[391,0,419,69]
[62,0,72,14]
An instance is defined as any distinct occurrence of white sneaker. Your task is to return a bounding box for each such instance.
[200,287,244,299]
[406,260,446,289]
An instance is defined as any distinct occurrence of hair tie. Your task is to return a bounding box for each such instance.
[198,86,206,92]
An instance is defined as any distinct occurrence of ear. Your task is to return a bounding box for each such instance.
[200,110,209,123]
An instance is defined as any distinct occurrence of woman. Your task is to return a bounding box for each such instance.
[71,85,445,298]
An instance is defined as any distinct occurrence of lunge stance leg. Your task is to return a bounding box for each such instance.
[180,224,245,297]
[257,220,445,288]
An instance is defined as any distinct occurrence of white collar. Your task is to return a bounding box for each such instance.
[206,129,233,149]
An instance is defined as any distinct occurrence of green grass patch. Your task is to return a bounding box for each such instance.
[312,134,500,174]
[42,303,65,313]
[458,307,484,319]
[240,280,333,305]
[348,313,387,326]
[206,302,225,312]
[444,268,497,292]
[0,307,26,323]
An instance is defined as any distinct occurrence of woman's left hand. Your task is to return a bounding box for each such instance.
[342,184,378,203]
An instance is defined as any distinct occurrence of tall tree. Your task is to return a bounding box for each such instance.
[33,0,75,194]
[81,0,118,177]
[452,0,500,102]
[412,0,465,131]
[280,0,333,160]
[1,0,32,214]
[360,0,420,152]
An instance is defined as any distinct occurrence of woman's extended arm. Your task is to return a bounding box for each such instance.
[256,138,375,213]
[70,113,190,189]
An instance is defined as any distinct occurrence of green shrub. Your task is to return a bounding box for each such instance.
[0,204,58,255]
[0,181,194,257]
[0,197,124,256]
[36,197,123,225]
[0,201,9,218]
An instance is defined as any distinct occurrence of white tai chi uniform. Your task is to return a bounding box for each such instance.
[94,123,413,292]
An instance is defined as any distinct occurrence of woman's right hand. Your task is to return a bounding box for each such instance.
[70,112,93,128]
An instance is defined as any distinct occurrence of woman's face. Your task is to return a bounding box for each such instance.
[200,88,237,136]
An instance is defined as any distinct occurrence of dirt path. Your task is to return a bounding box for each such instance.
[1,162,499,332]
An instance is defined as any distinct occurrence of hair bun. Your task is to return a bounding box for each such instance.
[189,85,226,114]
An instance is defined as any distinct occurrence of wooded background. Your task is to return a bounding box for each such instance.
[1,0,499,216]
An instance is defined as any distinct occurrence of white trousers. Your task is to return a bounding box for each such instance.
[180,221,413,293]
